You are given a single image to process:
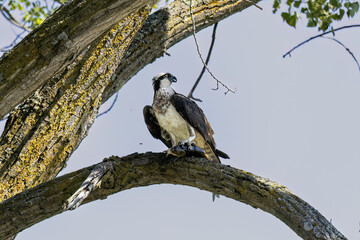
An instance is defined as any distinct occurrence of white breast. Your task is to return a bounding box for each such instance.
[155,104,190,142]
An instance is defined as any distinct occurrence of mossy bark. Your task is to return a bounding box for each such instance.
[0,153,347,240]
[0,0,156,120]
[0,3,155,202]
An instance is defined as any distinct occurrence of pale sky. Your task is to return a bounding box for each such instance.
[1,0,360,239]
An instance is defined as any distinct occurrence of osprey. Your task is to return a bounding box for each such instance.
[143,72,229,162]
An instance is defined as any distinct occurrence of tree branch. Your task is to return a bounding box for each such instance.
[283,24,360,58]
[0,0,261,120]
[0,152,346,240]
[0,0,262,201]
[0,0,155,120]
[188,22,218,102]
[102,0,259,103]
[189,0,235,95]
[321,36,360,72]
[0,4,32,32]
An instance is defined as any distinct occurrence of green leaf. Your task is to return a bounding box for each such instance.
[329,0,341,8]
[307,18,317,27]
[273,0,281,13]
[349,2,360,17]
[294,0,302,8]
[281,12,298,27]
[286,0,295,6]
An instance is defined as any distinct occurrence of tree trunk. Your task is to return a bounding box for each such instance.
[0,0,154,119]
[0,1,155,201]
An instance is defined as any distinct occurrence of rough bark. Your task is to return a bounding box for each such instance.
[0,0,154,120]
[0,0,261,201]
[0,153,346,240]
[0,3,155,201]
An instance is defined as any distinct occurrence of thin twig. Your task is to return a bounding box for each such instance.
[283,24,360,58]
[0,30,27,52]
[189,0,235,94]
[96,92,119,118]
[321,37,360,72]
[188,22,218,102]
[243,0,263,10]
[0,5,31,32]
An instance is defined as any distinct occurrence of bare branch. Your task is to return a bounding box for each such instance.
[0,152,346,240]
[189,0,236,95]
[0,30,27,53]
[283,24,360,58]
[243,0,263,10]
[321,36,360,72]
[188,23,218,102]
[0,4,32,32]
[96,92,119,118]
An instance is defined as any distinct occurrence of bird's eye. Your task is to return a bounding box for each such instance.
[165,74,169,78]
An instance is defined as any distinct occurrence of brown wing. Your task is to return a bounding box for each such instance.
[169,94,217,152]
[143,105,172,148]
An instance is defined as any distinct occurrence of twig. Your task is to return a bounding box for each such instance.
[0,30,27,53]
[243,0,263,10]
[321,36,360,72]
[283,24,360,58]
[96,92,118,118]
[188,22,218,102]
[189,0,236,94]
[0,5,31,32]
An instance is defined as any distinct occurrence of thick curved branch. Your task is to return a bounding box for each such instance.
[0,0,261,201]
[0,0,154,119]
[0,152,346,240]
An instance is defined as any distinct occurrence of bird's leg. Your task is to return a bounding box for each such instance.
[167,133,187,157]
[179,125,196,149]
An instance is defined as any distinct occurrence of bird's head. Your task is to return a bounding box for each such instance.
[152,72,177,92]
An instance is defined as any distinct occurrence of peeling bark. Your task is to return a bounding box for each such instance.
[0,153,347,240]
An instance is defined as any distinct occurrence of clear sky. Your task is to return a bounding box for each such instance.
[1,0,360,239]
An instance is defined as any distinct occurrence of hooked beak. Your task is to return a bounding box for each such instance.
[171,75,177,83]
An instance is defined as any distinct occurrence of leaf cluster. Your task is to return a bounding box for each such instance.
[273,0,359,31]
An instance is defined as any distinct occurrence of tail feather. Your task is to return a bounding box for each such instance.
[215,149,230,159]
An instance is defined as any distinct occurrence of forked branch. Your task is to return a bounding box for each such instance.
[0,152,346,240]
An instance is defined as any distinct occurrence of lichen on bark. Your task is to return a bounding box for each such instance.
[0,3,154,202]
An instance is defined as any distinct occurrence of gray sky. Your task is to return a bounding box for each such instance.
[1,0,360,239]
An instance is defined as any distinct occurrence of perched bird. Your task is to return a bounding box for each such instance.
[143,72,229,162]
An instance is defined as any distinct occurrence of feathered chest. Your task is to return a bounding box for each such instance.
[152,89,190,140]
[152,88,173,114]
